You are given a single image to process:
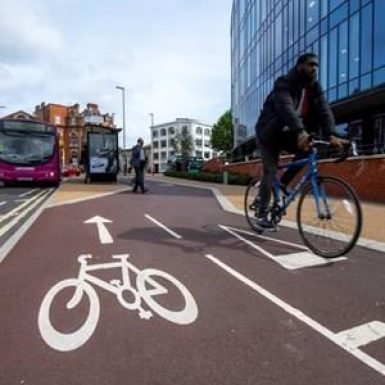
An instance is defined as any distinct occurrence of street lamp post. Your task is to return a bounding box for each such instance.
[115,86,126,150]
[149,113,155,175]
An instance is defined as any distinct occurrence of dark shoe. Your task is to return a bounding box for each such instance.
[141,188,148,194]
[255,217,277,232]
[132,189,138,193]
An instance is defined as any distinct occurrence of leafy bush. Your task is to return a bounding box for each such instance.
[163,170,251,185]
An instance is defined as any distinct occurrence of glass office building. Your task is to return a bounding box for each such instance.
[231,0,385,158]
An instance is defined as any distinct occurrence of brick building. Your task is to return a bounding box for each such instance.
[34,102,118,166]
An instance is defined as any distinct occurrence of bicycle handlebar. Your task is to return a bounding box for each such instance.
[309,139,357,163]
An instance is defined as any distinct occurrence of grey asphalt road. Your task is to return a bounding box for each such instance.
[0,180,384,384]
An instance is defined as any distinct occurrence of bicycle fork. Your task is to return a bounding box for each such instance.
[311,177,332,220]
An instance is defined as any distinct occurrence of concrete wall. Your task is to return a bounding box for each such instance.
[203,155,385,203]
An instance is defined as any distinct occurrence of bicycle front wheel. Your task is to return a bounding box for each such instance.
[297,176,362,258]
[244,177,263,233]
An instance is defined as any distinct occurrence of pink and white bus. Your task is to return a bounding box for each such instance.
[0,118,61,186]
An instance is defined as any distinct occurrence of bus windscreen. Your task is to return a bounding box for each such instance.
[0,131,55,165]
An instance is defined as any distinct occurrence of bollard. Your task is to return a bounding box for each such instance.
[223,171,228,185]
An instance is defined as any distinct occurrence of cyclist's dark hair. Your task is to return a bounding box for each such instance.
[296,53,318,67]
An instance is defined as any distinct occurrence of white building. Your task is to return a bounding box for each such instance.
[150,118,216,172]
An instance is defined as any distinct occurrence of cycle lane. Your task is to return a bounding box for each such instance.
[0,182,384,384]
[150,181,385,365]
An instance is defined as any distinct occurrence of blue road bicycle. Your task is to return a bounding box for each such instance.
[244,141,362,258]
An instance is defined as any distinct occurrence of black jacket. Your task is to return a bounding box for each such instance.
[256,67,335,144]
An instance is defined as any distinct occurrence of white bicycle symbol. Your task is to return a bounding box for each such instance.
[38,254,198,351]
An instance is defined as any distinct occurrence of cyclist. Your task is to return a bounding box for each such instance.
[254,52,347,230]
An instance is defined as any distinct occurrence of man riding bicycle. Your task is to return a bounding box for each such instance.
[254,52,347,230]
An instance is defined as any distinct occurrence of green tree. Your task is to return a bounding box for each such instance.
[172,129,194,171]
[211,110,233,158]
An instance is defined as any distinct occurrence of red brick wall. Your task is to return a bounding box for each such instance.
[203,155,385,203]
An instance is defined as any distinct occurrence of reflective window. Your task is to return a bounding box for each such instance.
[349,78,359,95]
[329,28,338,88]
[374,67,385,86]
[349,13,359,79]
[374,0,385,68]
[330,0,346,12]
[330,2,348,29]
[160,128,167,136]
[338,21,348,85]
[349,0,360,14]
[361,73,372,90]
[320,35,328,86]
[321,0,328,18]
[361,4,372,74]
[338,83,348,98]
[307,0,319,30]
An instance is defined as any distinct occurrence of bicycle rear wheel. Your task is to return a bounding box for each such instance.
[297,176,362,258]
[244,177,263,233]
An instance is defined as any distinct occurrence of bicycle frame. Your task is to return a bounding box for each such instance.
[272,148,329,219]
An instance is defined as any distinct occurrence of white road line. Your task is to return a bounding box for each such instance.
[205,254,385,377]
[0,190,52,263]
[222,225,309,250]
[144,214,182,239]
[335,321,385,349]
[219,225,276,260]
[0,189,48,224]
[0,201,7,207]
[220,225,346,269]
[274,251,346,270]
[18,188,38,197]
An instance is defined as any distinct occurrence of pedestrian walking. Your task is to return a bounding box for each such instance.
[131,138,148,193]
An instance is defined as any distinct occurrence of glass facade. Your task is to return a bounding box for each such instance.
[231,0,385,156]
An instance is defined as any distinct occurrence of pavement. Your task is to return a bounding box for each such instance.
[49,173,385,247]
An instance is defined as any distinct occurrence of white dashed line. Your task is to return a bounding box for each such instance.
[144,214,182,239]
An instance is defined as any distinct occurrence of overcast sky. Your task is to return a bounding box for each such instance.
[0,0,232,147]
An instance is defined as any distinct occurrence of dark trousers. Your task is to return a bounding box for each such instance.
[257,140,307,217]
[133,164,145,192]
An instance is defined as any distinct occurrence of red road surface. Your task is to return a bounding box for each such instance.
[1,180,384,384]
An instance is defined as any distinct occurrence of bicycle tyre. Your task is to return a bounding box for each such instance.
[38,279,100,351]
[296,176,362,258]
[244,177,263,233]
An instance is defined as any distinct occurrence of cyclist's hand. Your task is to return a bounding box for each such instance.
[329,135,349,149]
[297,131,311,151]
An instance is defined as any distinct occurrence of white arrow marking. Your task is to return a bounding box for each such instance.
[84,216,113,244]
